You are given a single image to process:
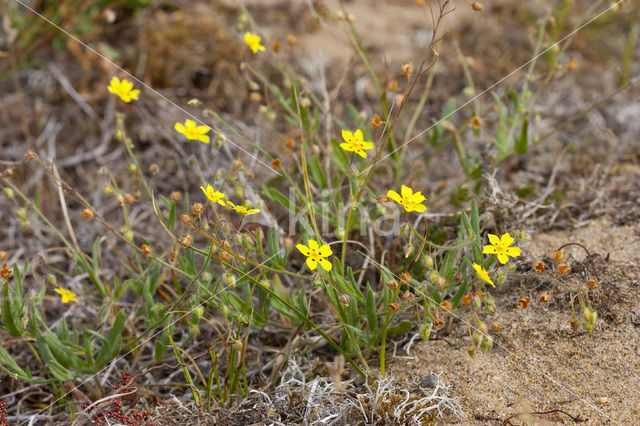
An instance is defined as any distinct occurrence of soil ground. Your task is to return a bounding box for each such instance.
[2,0,639,424]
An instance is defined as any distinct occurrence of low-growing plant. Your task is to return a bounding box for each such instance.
[1,0,627,420]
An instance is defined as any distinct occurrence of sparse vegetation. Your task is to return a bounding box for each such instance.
[1,0,639,424]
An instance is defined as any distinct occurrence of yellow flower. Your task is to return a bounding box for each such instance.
[200,185,226,206]
[244,32,265,54]
[386,185,427,213]
[174,119,211,143]
[482,233,521,264]
[296,239,333,271]
[340,129,374,158]
[107,77,140,103]
[55,288,78,303]
[227,201,260,216]
[472,263,494,287]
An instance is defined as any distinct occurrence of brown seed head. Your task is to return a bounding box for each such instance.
[472,1,483,11]
[340,294,350,307]
[570,317,580,331]
[271,159,282,169]
[283,237,293,250]
[2,168,14,178]
[399,271,412,283]
[462,293,473,306]
[539,292,550,303]
[469,116,483,130]
[311,145,320,155]
[24,150,37,161]
[190,202,203,217]
[440,300,452,312]
[123,193,135,204]
[149,164,160,176]
[454,271,463,281]
[388,79,398,92]
[388,302,399,312]
[141,244,152,255]
[556,263,571,275]
[490,321,503,333]
[433,316,444,329]
[371,114,384,128]
[0,251,8,261]
[586,277,599,290]
[180,213,192,225]
[81,208,94,219]
[518,297,530,309]
[272,41,281,52]
[286,138,295,150]
[181,234,193,247]
[400,62,414,77]
[402,290,415,301]
[377,195,390,203]
[534,261,545,272]
[0,264,12,278]
[567,58,579,71]
[171,191,182,202]
[250,92,262,102]
[287,34,297,45]
[386,279,399,291]
[553,250,564,263]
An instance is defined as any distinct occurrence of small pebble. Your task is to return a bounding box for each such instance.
[419,373,437,388]
[596,397,608,405]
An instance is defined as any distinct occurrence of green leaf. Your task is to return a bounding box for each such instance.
[515,118,529,155]
[387,320,412,336]
[0,345,28,379]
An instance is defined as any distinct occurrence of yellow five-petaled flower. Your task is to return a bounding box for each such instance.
[201,185,226,206]
[296,239,333,271]
[387,185,427,213]
[244,32,265,54]
[107,77,140,103]
[340,129,374,158]
[227,201,260,216]
[482,233,521,264]
[55,288,78,303]
[175,119,211,143]
[472,263,494,287]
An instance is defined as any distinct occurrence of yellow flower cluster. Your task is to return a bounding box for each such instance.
[201,184,260,216]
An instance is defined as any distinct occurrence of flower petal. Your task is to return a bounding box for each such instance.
[196,125,211,134]
[355,149,367,158]
[387,190,402,204]
[319,244,332,257]
[354,129,363,142]
[339,143,354,152]
[306,257,318,271]
[308,239,319,250]
[413,203,427,213]
[198,135,211,143]
[296,244,309,256]
[412,192,426,204]
[483,245,497,254]
[361,141,374,150]
[500,232,515,247]
[487,234,501,246]
[174,122,185,134]
[401,185,412,198]
[130,89,140,100]
[185,119,196,129]
[341,129,353,143]
[319,258,333,271]
[497,253,509,264]
[506,246,521,257]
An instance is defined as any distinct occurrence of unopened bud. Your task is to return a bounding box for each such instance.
[471,1,483,11]
[400,62,413,77]
[171,191,182,202]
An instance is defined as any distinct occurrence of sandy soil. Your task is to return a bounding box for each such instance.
[389,216,640,424]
